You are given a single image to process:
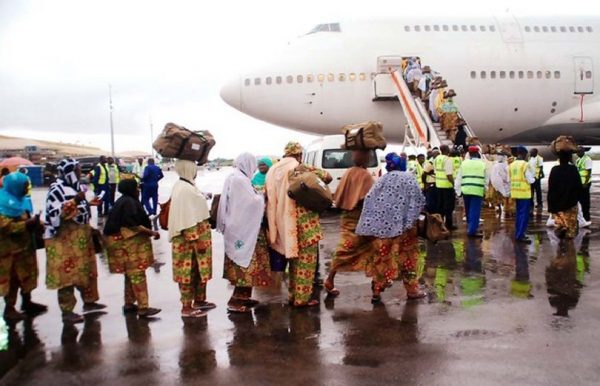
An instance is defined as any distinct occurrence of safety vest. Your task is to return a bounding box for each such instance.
[460,159,486,197]
[408,160,424,189]
[435,155,453,188]
[108,164,120,184]
[532,155,544,179]
[452,156,462,178]
[95,163,108,185]
[509,160,531,199]
[424,161,436,184]
[576,155,592,184]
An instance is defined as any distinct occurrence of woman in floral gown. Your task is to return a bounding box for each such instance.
[104,179,161,317]
[44,158,105,324]
[217,153,271,313]
[356,156,427,303]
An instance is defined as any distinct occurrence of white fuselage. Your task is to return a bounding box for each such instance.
[220,16,600,145]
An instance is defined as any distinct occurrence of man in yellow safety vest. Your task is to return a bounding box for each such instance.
[107,156,120,207]
[408,154,424,191]
[509,146,536,243]
[92,155,111,216]
[435,144,457,230]
[576,146,593,224]
[423,149,439,212]
[528,148,544,210]
[455,146,488,238]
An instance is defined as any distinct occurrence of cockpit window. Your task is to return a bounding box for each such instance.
[306,23,341,34]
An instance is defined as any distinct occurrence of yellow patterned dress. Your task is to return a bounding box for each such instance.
[331,206,371,273]
[0,215,30,297]
[223,229,271,288]
[105,226,155,307]
[171,220,212,305]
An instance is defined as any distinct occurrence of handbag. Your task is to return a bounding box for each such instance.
[417,212,450,242]
[158,199,170,231]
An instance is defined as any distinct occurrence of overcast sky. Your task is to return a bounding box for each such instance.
[0,0,598,158]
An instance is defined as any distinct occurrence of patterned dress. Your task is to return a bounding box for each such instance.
[287,165,329,306]
[0,215,29,296]
[368,227,420,294]
[223,229,271,288]
[105,226,155,308]
[553,206,579,239]
[171,221,213,285]
[45,220,98,290]
[105,227,154,275]
[331,207,370,273]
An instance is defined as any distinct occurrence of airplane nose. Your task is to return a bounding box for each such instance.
[220,77,242,111]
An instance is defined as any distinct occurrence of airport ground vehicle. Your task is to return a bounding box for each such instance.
[303,135,382,194]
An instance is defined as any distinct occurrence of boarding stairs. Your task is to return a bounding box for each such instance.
[372,64,478,152]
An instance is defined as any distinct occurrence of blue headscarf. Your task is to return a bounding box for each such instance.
[0,172,30,218]
[385,152,407,172]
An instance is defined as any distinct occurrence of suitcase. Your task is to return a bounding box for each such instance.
[287,166,333,213]
[551,135,578,155]
[153,122,216,165]
[341,121,387,151]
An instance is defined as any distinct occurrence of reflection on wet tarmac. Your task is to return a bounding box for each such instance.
[1,169,600,385]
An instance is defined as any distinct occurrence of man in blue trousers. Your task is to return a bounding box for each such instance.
[141,158,164,216]
[456,146,488,238]
[510,146,535,243]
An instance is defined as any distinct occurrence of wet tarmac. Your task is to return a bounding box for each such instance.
[2,167,600,386]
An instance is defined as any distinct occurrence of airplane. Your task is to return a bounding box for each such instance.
[220,15,600,147]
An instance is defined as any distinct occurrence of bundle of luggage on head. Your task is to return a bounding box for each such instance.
[551,135,578,155]
[341,121,388,151]
[152,122,216,165]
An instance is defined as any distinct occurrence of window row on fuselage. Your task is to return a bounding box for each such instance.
[403,24,594,34]
[470,70,568,80]
[244,72,376,87]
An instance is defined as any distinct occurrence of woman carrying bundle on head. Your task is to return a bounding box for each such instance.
[103,178,161,318]
[168,160,216,318]
[324,150,375,297]
[217,153,272,313]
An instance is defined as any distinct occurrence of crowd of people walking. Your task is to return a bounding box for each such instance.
[0,138,594,324]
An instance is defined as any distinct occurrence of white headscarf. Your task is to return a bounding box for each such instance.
[491,156,510,198]
[168,160,210,241]
[217,153,264,268]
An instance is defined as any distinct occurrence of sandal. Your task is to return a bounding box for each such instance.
[181,309,206,318]
[227,304,252,314]
[294,299,320,308]
[192,301,217,311]
[324,280,340,297]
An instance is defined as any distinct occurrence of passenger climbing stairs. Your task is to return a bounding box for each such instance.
[372,56,478,151]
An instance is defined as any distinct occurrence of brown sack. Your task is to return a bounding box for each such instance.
[288,166,333,213]
[158,199,170,231]
[417,212,450,242]
[153,122,216,165]
[551,135,578,155]
[342,121,387,151]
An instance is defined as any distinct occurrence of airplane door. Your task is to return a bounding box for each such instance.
[494,14,523,43]
[574,57,594,95]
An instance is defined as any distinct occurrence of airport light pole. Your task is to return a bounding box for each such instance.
[109,84,115,157]
[149,116,154,157]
